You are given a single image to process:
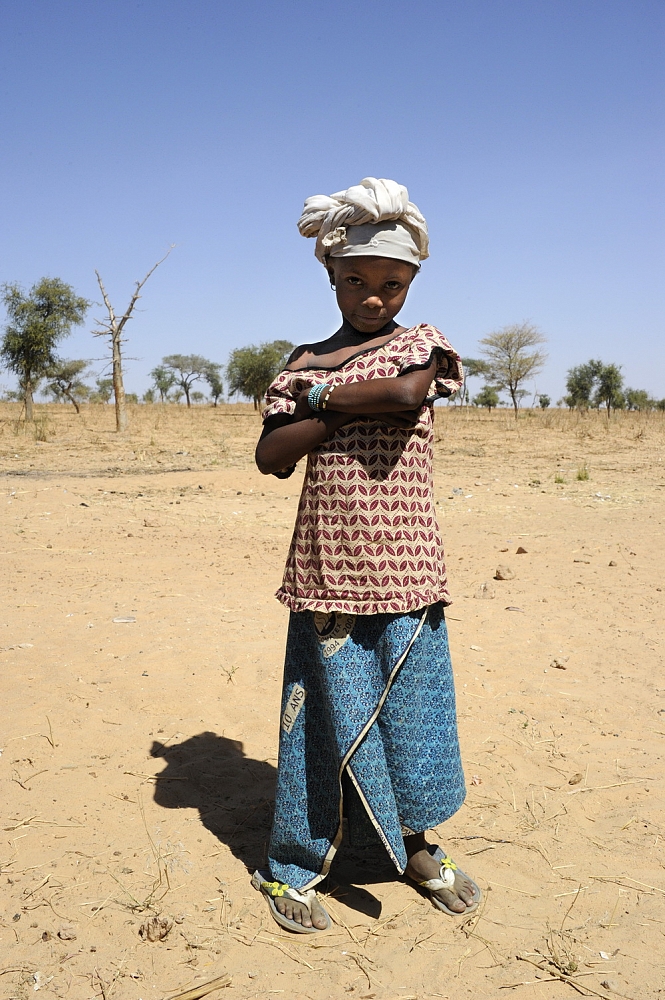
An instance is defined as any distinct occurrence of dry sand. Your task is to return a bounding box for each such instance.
[1,402,663,1000]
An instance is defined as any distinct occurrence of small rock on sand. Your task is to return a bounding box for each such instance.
[494,565,515,581]
[516,546,528,554]
[475,581,496,599]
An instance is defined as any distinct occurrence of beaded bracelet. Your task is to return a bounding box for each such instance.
[308,383,332,411]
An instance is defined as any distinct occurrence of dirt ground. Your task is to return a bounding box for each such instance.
[1,402,663,1000]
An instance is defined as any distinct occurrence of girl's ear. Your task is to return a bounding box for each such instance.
[326,263,336,290]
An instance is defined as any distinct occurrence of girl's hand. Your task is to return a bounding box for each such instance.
[293,388,314,421]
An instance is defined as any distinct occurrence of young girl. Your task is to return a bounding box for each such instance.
[252,177,480,933]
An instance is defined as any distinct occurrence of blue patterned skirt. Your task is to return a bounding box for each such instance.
[268,602,465,889]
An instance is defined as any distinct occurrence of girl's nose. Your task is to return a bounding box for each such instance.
[363,295,384,309]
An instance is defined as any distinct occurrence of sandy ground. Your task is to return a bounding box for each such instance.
[1,402,664,1000]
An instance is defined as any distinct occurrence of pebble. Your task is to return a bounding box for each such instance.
[475,581,496,600]
[494,565,515,581]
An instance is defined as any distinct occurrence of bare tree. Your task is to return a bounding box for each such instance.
[479,322,547,417]
[93,248,173,431]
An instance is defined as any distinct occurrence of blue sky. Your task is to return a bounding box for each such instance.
[1,0,663,402]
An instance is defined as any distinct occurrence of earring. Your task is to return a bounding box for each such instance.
[330,282,336,290]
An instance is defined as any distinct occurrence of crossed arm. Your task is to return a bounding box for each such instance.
[255,357,438,476]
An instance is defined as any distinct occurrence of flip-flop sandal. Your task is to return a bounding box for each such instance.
[251,869,331,934]
[413,845,482,916]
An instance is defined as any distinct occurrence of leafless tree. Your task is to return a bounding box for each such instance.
[93,248,173,431]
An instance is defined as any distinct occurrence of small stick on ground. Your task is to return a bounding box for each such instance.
[164,973,231,1000]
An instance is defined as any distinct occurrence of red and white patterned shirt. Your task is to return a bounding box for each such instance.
[263,324,463,615]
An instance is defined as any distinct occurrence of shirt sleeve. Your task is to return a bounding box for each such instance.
[262,370,302,479]
[397,324,464,401]
[262,369,298,421]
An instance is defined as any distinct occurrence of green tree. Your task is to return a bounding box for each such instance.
[479,322,547,417]
[191,390,206,404]
[44,359,91,413]
[143,388,156,404]
[594,363,624,415]
[162,354,219,408]
[624,388,654,411]
[473,385,500,410]
[150,364,177,402]
[564,360,602,410]
[204,364,224,406]
[538,393,551,409]
[226,340,294,409]
[458,357,491,406]
[91,377,114,403]
[0,278,89,420]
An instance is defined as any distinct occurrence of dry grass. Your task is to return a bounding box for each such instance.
[2,402,664,480]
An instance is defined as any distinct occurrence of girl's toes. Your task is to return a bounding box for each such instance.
[436,889,466,913]
[457,881,476,905]
[310,900,328,929]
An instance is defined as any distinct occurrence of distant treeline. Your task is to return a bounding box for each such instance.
[0,277,661,423]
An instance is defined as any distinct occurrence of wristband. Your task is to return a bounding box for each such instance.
[320,385,334,410]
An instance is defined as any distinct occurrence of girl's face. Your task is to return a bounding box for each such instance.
[327,256,416,334]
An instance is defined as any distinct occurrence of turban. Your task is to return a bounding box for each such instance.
[297,177,429,266]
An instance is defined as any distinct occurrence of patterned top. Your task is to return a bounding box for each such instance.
[263,324,463,615]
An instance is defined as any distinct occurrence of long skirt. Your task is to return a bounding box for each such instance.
[268,602,465,890]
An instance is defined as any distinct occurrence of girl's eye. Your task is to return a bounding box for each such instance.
[385,282,402,291]
[347,276,363,285]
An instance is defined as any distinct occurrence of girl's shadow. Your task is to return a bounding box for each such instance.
[150,731,385,918]
[150,732,276,874]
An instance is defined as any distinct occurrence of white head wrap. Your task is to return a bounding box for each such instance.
[297,177,429,266]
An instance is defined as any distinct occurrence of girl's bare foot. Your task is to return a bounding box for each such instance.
[403,832,478,913]
[405,847,477,912]
[274,893,329,929]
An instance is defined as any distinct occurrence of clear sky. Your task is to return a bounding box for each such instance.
[1,0,663,402]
